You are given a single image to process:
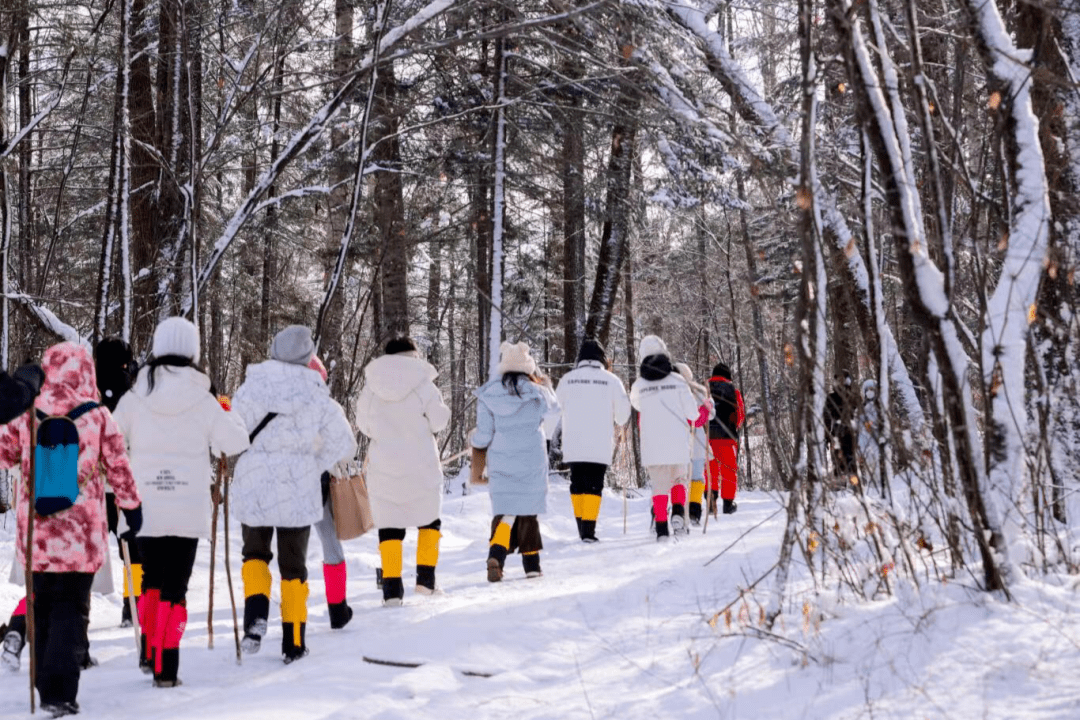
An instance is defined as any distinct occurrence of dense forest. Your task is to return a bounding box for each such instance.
[2,0,1078,620]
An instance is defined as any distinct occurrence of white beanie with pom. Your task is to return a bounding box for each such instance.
[496,341,537,376]
[638,334,669,361]
[152,317,201,362]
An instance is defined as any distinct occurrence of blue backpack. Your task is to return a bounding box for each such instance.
[34,402,100,516]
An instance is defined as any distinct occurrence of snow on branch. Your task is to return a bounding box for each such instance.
[6,293,91,349]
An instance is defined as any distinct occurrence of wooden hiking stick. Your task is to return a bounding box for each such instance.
[207,454,226,649]
[25,408,37,714]
[120,540,141,654]
[222,465,242,664]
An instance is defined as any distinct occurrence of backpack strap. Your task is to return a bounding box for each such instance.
[249,413,278,443]
[66,402,101,421]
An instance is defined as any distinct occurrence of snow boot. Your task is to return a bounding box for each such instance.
[1,600,26,672]
[487,517,512,582]
[379,529,406,606]
[241,559,272,655]
[40,701,79,718]
[121,562,143,628]
[579,494,601,543]
[280,579,309,664]
[137,589,160,673]
[154,603,187,687]
[670,514,687,536]
[322,563,352,629]
[655,520,670,542]
[723,499,738,515]
[522,552,542,578]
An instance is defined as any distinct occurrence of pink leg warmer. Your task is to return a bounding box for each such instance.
[163,604,187,650]
[671,484,687,505]
[652,495,669,523]
[323,562,347,605]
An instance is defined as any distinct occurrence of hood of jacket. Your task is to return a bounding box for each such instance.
[364,354,438,403]
[240,360,330,413]
[37,342,99,416]
[640,354,673,381]
[474,376,547,416]
[130,364,212,416]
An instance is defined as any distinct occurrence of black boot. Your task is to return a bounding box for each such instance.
[382,577,404,607]
[723,499,738,514]
[522,553,542,578]
[121,602,133,628]
[689,502,702,526]
[328,601,353,629]
[655,520,670,542]
[281,622,308,664]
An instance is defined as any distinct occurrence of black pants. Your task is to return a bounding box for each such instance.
[241,525,310,582]
[569,462,607,496]
[32,572,92,706]
[138,536,199,604]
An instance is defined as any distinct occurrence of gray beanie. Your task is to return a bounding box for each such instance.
[271,325,315,366]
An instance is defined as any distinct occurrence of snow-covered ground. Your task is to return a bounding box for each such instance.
[2,479,1079,719]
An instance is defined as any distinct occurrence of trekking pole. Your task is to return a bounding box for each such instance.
[120,540,141,655]
[207,454,226,649]
[25,408,37,714]
[222,465,242,664]
[702,437,715,536]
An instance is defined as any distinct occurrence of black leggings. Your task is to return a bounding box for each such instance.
[33,572,93,706]
[569,462,607,496]
[137,536,199,605]
[241,525,310,582]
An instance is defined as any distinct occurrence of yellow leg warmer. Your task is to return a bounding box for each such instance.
[690,480,706,505]
[379,539,404,579]
[242,559,272,599]
[417,528,441,568]
[580,494,602,523]
[280,579,309,647]
[123,563,144,598]
[490,520,512,550]
[570,494,584,520]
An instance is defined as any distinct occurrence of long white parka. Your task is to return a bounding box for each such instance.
[231,360,357,528]
[629,370,701,467]
[113,365,250,538]
[555,360,631,465]
[355,354,451,528]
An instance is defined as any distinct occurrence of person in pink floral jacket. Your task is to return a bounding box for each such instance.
[0,342,142,717]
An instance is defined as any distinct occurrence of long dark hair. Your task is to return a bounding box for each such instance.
[146,354,197,393]
[501,371,543,397]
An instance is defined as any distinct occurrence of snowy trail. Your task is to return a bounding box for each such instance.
[3,481,1080,719]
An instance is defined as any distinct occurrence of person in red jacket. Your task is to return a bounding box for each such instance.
[706,363,745,515]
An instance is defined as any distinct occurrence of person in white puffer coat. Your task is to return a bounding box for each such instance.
[629,336,707,541]
[355,337,450,606]
[112,317,250,687]
[230,325,357,664]
[555,339,630,543]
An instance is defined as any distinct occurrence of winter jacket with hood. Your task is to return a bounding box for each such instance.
[231,360,357,528]
[355,353,451,528]
[0,343,141,574]
[629,355,701,466]
[112,365,250,538]
[472,377,560,516]
[555,360,631,465]
[708,374,745,441]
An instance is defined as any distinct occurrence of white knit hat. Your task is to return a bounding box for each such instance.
[675,361,708,398]
[639,334,669,360]
[152,317,200,362]
[496,341,537,376]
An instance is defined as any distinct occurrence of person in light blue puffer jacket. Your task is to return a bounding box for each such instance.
[472,341,560,582]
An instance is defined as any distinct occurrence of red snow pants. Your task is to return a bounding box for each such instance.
[707,439,739,501]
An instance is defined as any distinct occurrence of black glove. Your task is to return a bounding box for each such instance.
[120,505,143,543]
[0,364,44,425]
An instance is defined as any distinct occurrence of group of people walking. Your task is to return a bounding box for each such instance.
[0,323,745,717]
